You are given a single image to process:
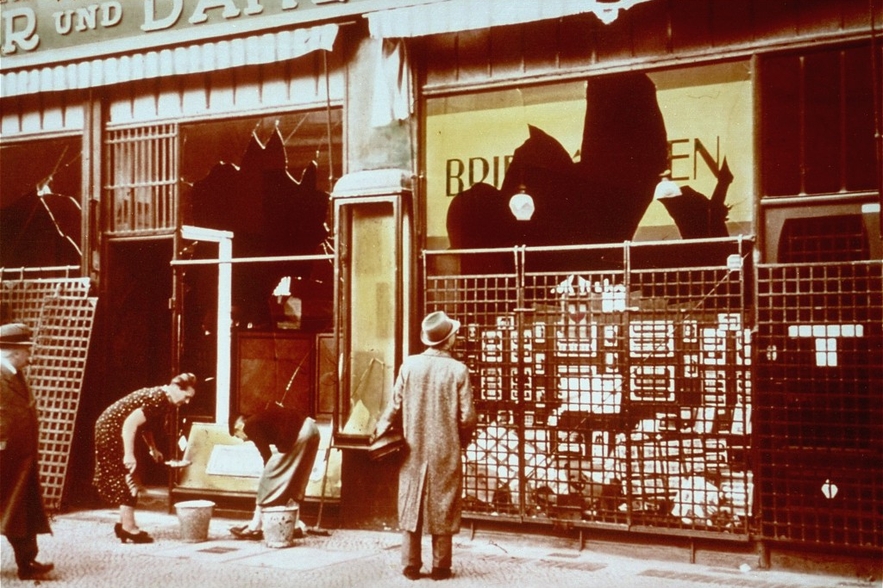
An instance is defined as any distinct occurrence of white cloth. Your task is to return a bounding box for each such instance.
[370,38,412,128]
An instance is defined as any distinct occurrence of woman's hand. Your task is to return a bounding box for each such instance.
[123,454,137,472]
[148,447,164,463]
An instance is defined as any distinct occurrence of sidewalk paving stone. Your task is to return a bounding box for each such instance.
[1,508,874,588]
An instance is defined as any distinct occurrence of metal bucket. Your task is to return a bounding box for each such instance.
[261,505,300,548]
[174,500,215,542]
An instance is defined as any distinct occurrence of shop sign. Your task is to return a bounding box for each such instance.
[0,0,433,69]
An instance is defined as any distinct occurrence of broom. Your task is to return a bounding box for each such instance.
[307,416,333,537]
[308,358,383,536]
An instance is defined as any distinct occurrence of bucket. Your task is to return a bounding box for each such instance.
[174,500,215,542]
[261,505,300,548]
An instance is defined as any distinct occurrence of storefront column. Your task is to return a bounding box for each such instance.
[81,91,103,283]
[343,31,415,173]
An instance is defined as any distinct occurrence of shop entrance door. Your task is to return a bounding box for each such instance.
[102,236,173,485]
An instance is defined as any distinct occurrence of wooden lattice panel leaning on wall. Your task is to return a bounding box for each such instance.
[0,276,90,327]
[29,295,97,511]
[1,275,97,512]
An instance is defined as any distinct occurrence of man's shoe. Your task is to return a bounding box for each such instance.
[18,560,54,580]
[402,566,421,580]
[230,525,263,540]
[430,567,452,580]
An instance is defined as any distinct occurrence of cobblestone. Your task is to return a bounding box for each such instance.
[0,508,872,588]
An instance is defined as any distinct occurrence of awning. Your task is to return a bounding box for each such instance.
[366,0,654,39]
[0,23,338,99]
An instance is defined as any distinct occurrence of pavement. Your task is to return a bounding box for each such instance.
[1,506,878,588]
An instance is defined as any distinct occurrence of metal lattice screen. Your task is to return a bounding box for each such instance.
[424,239,754,539]
[0,274,90,326]
[1,274,96,512]
[755,261,883,549]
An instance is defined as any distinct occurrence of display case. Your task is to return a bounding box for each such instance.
[331,169,414,446]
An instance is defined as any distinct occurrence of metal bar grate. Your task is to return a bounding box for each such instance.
[1,274,96,512]
[424,240,754,538]
[104,124,178,236]
[28,295,97,512]
[755,261,883,548]
[1,276,90,327]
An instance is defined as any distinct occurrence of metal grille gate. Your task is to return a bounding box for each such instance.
[424,238,754,540]
[1,269,97,511]
[755,261,883,550]
[104,124,179,236]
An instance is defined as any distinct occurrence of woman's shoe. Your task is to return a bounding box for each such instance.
[114,523,154,544]
[230,525,263,540]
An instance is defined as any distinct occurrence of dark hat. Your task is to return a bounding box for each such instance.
[0,323,33,347]
[420,311,460,347]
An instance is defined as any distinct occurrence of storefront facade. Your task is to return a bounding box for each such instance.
[378,0,882,560]
[2,0,881,561]
[1,0,368,510]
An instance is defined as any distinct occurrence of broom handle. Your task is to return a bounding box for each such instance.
[314,421,333,528]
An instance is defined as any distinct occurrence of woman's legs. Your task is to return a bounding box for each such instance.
[246,505,263,531]
[120,504,138,532]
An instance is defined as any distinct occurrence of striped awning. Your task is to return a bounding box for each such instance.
[0,23,338,99]
[366,0,653,38]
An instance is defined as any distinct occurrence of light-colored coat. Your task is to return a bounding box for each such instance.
[376,348,477,535]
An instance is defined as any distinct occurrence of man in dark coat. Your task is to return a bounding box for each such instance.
[372,311,477,581]
[228,404,320,540]
[0,323,54,580]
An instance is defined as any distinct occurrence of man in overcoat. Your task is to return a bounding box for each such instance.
[0,323,54,580]
[373,311,477,581]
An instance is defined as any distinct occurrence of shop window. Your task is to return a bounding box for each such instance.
[180,111,341,196]
[760,43,877,197]
[0,136,83,268]
[425,61,753,249]
[178,110,341,330]
[175,110,341,419]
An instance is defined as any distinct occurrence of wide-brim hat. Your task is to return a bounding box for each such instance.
[0,323,33,347]
[420,311,460,347]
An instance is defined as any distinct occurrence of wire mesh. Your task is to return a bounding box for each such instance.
[1,274,96,512]
[755,261,883,548]
[425,240,754,537]
[28,295,97,511]
[1,275,90,328]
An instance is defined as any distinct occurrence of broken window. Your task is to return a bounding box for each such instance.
[0,136,82,268]
[426,61,753,249]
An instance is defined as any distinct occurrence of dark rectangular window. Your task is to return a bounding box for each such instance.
[760,43,877,197]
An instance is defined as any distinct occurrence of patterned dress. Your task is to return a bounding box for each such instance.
[93,387,169,506]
